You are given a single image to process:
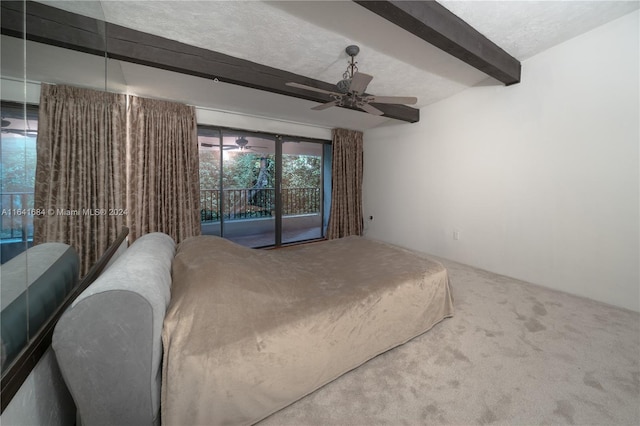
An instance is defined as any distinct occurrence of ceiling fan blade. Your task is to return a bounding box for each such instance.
[311,100,339,111]
[349,72,373,95]
[2,129,37,136]
[359,103,384,116]
[364,95,418,105]
[286,82,341,96]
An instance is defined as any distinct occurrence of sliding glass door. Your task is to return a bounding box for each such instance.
[222,131,276,247]
[199,127,223,238]
[281,139,324,244]
[199,126,329,248]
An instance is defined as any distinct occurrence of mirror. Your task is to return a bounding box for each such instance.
[1,0,29,374]
[0,0,111,407]
[0,102,38,373]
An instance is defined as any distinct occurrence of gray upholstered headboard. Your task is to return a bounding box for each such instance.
[52,232,175,426]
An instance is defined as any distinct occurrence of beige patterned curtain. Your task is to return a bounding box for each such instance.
[34,84,127,277]
[127,96,200,243]
[327,128,364,239]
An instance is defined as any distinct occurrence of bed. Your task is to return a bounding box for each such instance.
[52,233,453,426]
[162,235,453,425]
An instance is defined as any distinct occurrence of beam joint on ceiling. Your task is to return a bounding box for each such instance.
[353,0,521,85]
[1,1,419,123]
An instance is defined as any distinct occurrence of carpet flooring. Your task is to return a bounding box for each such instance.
[259,257,640,425]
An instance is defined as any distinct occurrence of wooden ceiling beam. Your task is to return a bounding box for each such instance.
[353,0,521,85]
[1,1,419,123]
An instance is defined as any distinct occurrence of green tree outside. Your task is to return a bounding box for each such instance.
[199,151,321,191]
[0,135,37,193]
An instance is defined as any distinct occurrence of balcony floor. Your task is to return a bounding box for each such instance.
[202,214,323,248]
[204,226,323,248]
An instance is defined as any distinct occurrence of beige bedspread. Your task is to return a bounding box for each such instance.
[162,236,453,425]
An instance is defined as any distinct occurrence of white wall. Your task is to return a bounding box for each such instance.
[196,108,330,140]
[363,11,639,311]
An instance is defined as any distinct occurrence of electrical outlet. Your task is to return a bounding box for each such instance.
[453,230,460,240]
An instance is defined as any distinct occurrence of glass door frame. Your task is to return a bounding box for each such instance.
[198,124,330,248]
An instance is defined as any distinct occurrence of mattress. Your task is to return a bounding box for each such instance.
[162,236,453,425]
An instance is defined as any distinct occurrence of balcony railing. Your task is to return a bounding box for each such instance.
[0,188,321,241]
[200,187,320,222]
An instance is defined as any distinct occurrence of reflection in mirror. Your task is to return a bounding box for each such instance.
[1,102,38,373]
[0,241,80,374]
[0,0,29,379]
[0,0,111,412]
[1,103,37,260]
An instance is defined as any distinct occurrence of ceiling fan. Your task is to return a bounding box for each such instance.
[1,117,38,137]
[200,136,267,152]
[286,45,418,116]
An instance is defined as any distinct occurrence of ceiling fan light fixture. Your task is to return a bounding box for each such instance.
[336,79,351,94]
[345,45,360,57]
[235,136,249,150]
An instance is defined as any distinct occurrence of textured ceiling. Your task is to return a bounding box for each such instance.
[33,1,640,130]
[439,0,640,60]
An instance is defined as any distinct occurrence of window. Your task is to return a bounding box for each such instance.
[198,126,331,248]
